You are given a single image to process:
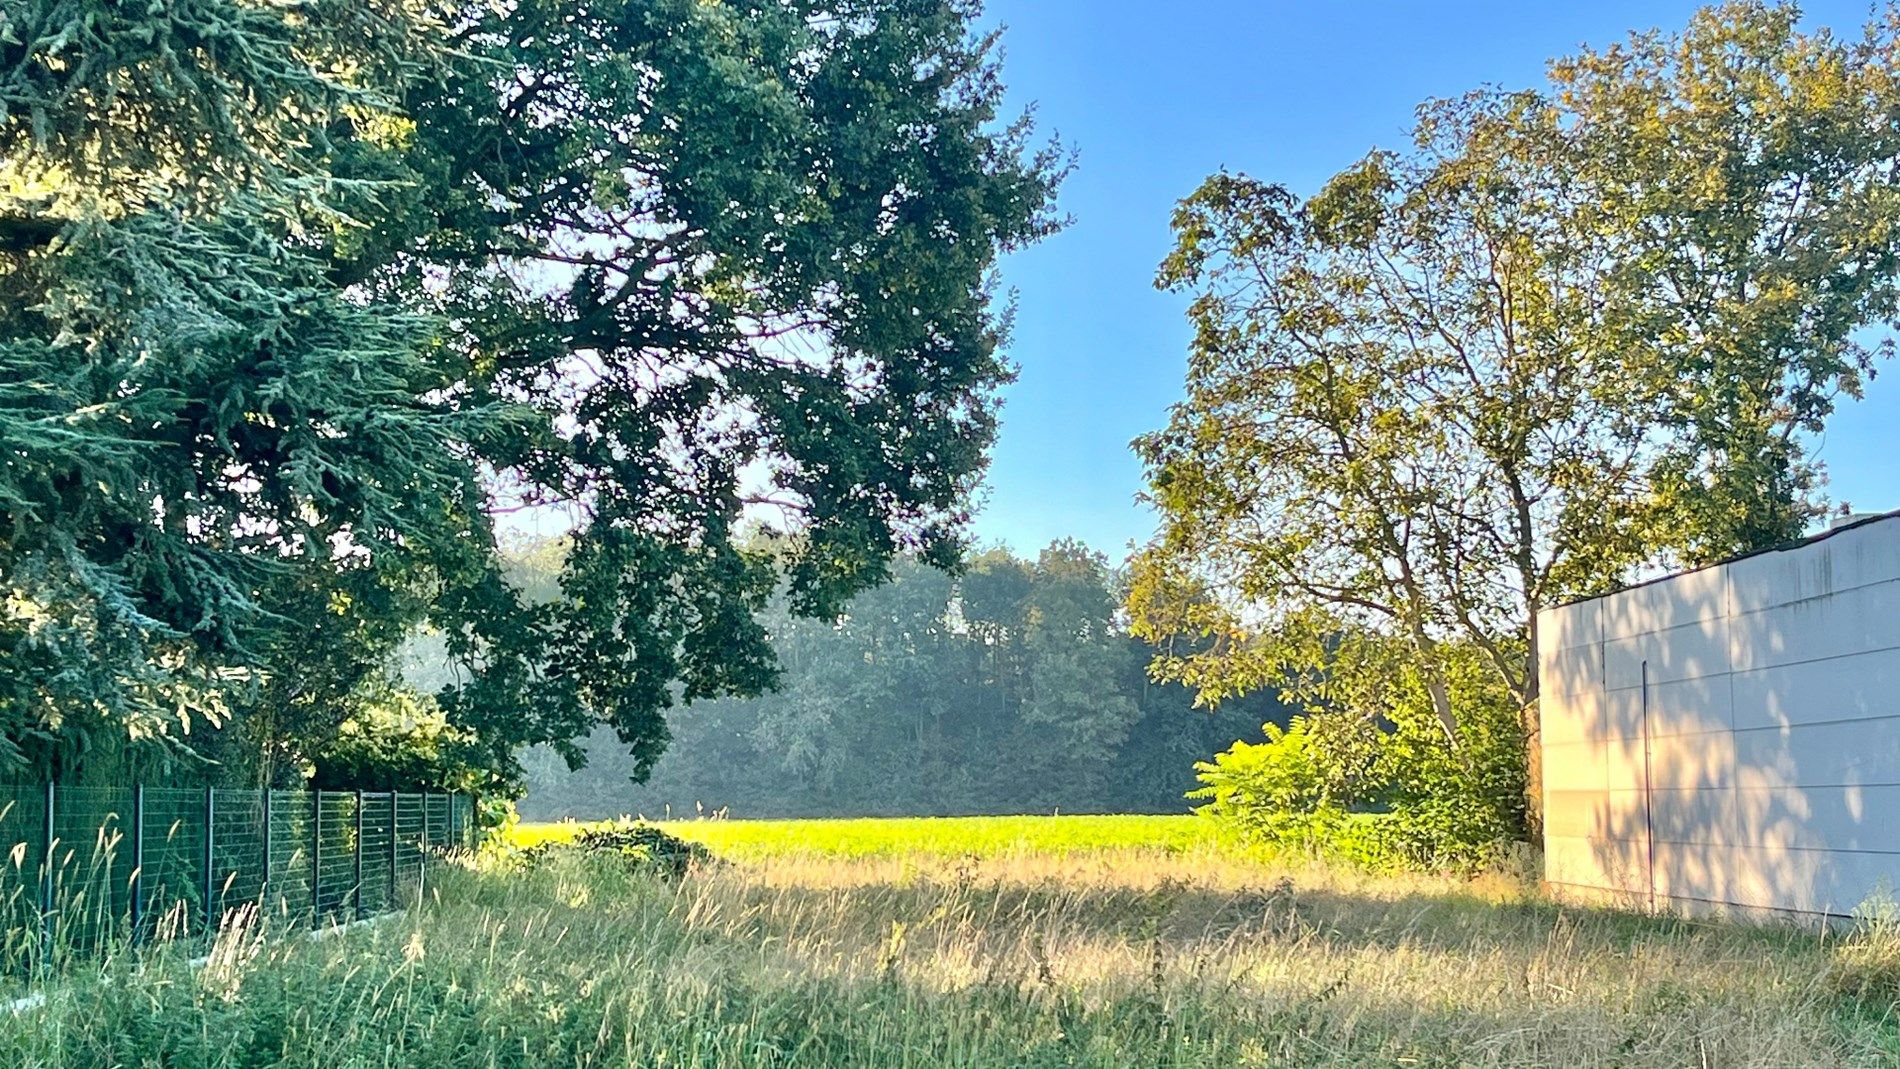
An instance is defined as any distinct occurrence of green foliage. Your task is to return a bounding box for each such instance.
[1537,3,1900,558]
[1134,0,1900,840]
[307,684,485,795]
[1189,721,1360,845]
[1192,641,1526,872]
[520,821,713,881]
[520,543,1284,820]
[1,0,1063,787]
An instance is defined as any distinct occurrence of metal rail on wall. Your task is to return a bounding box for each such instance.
[0,785,475,977]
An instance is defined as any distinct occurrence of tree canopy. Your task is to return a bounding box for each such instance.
[0,0,1063,788]
[1132,0,1900,834]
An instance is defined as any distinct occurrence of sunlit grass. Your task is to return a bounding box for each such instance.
[7,818,1900,1066]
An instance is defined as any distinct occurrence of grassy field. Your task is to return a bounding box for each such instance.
[7,815,1900,1066]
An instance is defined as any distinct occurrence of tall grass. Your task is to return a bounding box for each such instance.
[5,819,1900,1066]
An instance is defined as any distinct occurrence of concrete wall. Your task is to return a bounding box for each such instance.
[1539,513,1900,919]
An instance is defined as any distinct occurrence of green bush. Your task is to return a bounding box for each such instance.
[310,683,488,794]
[1189,718,1355,851]
[522,821,714,880]
[1191,641,1526,873]
[1371,649,1527,870]
[1191,725,1397,869]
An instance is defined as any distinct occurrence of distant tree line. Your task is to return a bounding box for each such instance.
[520,542,1283,820]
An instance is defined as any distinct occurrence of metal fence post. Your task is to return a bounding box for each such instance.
[310,791,321,923]
[38,782,54,974]
[261,789,272,910]
[353,789,364,920]
[387,792,398,911]
[130,784,145,945]
[417,792,428,903]
[202,786,216,936]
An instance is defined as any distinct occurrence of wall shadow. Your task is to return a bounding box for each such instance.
[1542,517,1900,922]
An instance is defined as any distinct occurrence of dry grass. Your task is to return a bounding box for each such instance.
[647,844,1898,1066]
[6,818,1900,1066]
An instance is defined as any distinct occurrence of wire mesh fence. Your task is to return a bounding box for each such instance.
[0,785,473,976]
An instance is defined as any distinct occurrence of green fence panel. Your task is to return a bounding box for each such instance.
[139,787,208,943]
[265,788,314,924]
[44,786,134,962]
[0,784,469,978]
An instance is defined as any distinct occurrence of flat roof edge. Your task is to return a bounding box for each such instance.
[1545,508,1900,614]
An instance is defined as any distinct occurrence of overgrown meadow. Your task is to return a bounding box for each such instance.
[6,815,1900,1067]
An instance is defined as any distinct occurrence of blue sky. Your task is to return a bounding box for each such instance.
[972,0,1899,561]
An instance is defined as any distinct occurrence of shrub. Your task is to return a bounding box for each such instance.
[310,683,488,794]
[1189,717,1360,853]
[521,821,714,880]
[1191,640,1526,873]
[1369,649,1527,870]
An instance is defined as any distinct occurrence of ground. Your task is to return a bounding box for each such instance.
[5,814,1900,1066]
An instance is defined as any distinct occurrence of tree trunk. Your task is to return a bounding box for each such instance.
[1406,628,1461,749]
[1521,614,1544,841]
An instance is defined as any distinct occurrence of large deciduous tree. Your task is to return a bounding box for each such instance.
[1544,1,1900,558]
[0,0,1063,787]
[1131,1,1900,834]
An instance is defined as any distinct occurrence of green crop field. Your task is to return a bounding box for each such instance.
[7,815,1900,1067]
[512,813,1226,858]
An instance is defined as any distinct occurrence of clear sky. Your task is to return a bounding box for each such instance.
[972,0,1899,561]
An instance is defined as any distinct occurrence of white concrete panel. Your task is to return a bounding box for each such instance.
[1644,730,1735,790]
[1656,842,1847,913]
[1543,790,1610,840]
[1603,565,1727,640]
[1652,839,1735,904]
[1644,787,1737,847]
[1707,845,1809,912]
[1589,788,1650,844]
[1702,844,1900,916]
[1540,599,1602,655]
[1724,541,1843,615]
[1811,850,1900,917]
[1729,581,1900,672]
[1643,674,1735,739]
[1605,737,1651,793]
[1821,521,1900,595]
[1543,643,1602,698]
[1600,686,1645,742]
[1543,739,1608,793]
[1540,689,1603,747]
[1734,716,1900,788]
[1731,645,1900,731]
[1538,514,1900,922]
[1726,518,1900,614]
[1604,616,1731,690]
[1734,784,1900,854]
[1545,834,1647,895]
[1592,686,1724,746]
